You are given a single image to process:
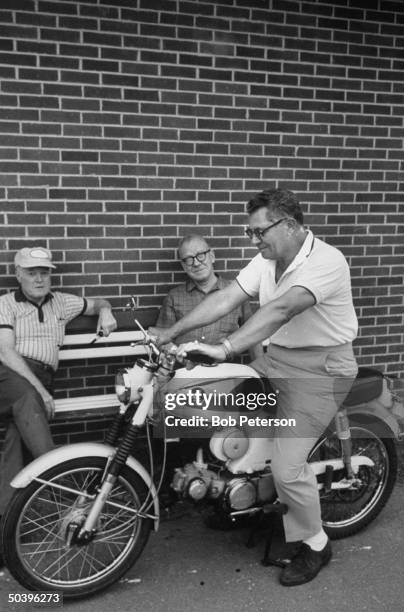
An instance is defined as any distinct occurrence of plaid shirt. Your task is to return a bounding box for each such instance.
[156,275,252,345]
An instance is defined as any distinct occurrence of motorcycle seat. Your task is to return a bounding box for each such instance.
[342,367,383,407]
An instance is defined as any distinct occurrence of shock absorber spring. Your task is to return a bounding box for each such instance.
[104,412,126,446]
[108,424,141,477]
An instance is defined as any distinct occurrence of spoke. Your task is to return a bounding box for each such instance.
[15,465,146,586]
[20,545,65,555]
[45,547,86,580]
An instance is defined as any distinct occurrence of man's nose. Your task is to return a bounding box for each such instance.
[251,234,261,246]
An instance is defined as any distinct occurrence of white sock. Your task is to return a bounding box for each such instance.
[303,528,328,551]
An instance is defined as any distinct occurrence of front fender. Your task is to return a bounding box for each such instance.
[10,442,159,530]
[345,399,400,439]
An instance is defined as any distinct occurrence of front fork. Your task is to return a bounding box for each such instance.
[80,387,155,536]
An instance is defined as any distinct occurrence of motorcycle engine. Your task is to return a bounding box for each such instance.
[225,478,256,510]
[172,463,224,501]
[221,427,249,459]
[225,473,276,510]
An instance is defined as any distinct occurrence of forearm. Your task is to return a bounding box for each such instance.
[227,302,288,356]
[84,298,117,336]
[225,287,316,357]
[164,289,240,343]
[89,298,113,314]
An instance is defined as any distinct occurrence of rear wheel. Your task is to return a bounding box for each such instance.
[1,457,152,599]
[309,423,397,539]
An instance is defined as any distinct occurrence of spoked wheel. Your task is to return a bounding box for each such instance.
[1,457,153,599]
[309,423,397,539]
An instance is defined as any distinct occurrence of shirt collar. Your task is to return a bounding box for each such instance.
[277,229,315,279]
[293,229,315,266]
[15,288,54,306]
[185,274,224,294]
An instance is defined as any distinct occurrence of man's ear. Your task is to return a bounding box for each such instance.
[210,249,215,264]
[15,265,22,282]
[285,218,298,235]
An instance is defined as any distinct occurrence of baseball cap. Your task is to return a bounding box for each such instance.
[14,246,56,269]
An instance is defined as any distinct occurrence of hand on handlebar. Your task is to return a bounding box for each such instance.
[175,341,227,368]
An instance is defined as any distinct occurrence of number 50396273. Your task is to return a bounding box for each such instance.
[8,592,62,605]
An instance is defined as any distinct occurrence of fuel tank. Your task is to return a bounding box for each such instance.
[160,363,268,437]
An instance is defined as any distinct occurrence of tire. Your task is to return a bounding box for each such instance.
[309,422,397,540]
[1,457,152,599]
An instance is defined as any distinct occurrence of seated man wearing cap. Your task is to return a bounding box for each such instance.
[0,246,117,538]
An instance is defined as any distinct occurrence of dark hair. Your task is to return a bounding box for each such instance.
[246,189,304,225]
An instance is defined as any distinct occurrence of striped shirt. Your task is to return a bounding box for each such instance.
[0,289,86,370]
[155,275,252,345]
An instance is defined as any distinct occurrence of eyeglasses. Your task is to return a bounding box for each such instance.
[245,218,287,240]
[181,249,211,267]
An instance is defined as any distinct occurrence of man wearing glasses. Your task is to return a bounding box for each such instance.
[151,189,358,586]
[154,233,262,360]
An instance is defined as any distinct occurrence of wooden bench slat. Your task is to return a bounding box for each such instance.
[59,344,147,361]
[55,394,120,414]
[54,325,148,417]
[62,330,144,346]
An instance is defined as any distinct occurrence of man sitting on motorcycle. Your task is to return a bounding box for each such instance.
[149,188,358,587]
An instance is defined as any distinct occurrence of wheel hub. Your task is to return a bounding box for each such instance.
[61,505,96,546]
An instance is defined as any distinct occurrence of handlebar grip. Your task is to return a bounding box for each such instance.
[185,350,216,366]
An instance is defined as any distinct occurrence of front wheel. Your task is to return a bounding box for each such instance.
[1,457,152,599]
[309,422,397,540]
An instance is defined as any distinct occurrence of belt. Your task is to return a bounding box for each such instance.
[24,357,55,375]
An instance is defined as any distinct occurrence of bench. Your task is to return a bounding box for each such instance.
[54,308,158,416]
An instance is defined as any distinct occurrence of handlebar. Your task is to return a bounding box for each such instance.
[181,349,216,366]
[100,302,218,366]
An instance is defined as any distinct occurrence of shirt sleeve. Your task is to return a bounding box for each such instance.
[292,248,349,304]
[155,292,177,328]
[60,293,87,323]
[0,297,15,329]
[236,254,263,298]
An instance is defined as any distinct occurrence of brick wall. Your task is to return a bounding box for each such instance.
[0,0,403,379]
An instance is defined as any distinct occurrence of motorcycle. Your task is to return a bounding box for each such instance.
[1,303,403,599]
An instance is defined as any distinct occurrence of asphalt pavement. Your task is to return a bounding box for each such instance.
[1,447,404,612]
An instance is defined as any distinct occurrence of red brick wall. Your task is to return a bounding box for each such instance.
[0,0,403,377]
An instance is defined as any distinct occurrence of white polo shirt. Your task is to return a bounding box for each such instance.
[236,230,358,348]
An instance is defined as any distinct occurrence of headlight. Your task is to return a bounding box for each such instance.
[115,359,156,404]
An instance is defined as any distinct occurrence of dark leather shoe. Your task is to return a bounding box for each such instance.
[280,540,332,586]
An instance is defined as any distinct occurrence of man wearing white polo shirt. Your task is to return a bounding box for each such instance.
[152,189,358,586]
[0,246,117,539]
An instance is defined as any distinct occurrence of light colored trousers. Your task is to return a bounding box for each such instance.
[251,342,358,542]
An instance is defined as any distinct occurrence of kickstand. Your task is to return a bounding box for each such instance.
[246,502,289,567]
